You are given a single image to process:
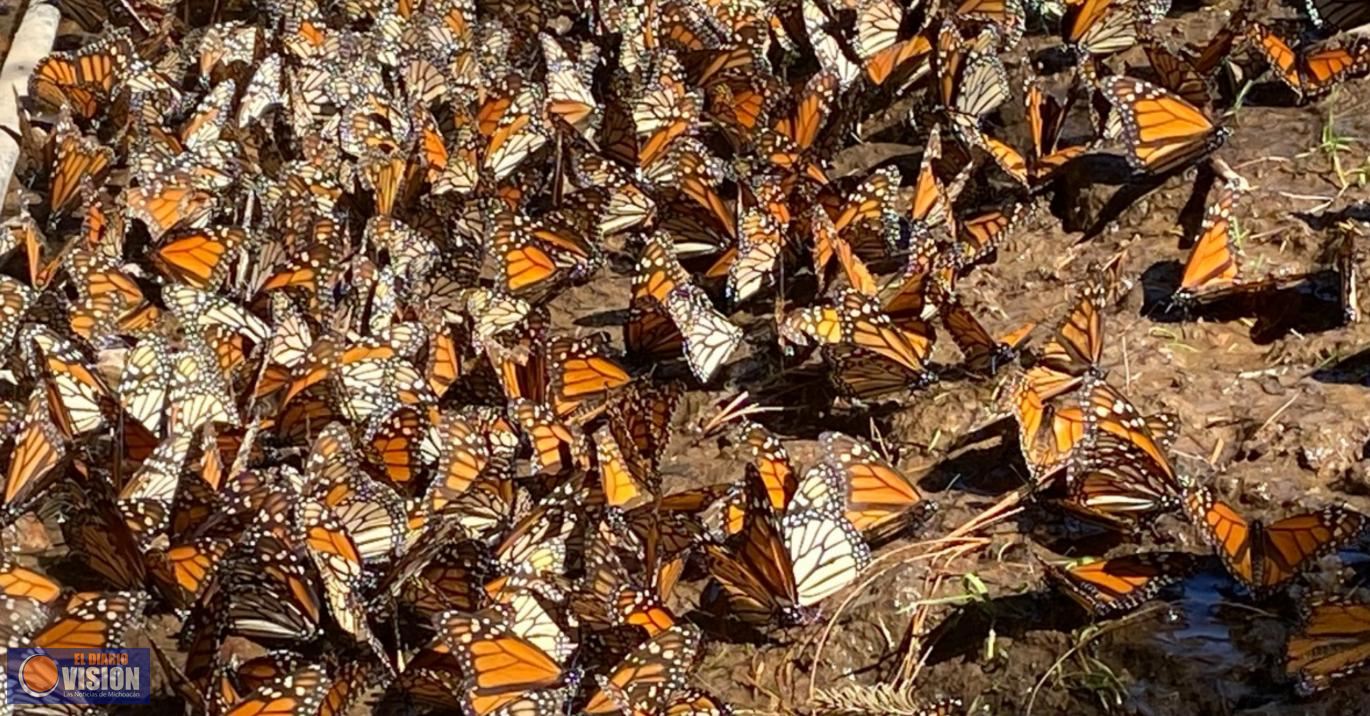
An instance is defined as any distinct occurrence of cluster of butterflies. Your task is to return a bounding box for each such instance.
[1005,255,1370,695]
[2,0,1369,711]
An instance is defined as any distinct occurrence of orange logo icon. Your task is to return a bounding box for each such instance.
[19,653,59,697]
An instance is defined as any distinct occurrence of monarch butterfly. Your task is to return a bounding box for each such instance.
[480,81,550,182]
[781,288,932,375]
[260,240,338,303]
[1143,41,1213,111]
[909,124,964,234]
[221,506,323,642]
[606,381,683,477]
[30,326,113,437]
[937,24,1011,130]
[330,338,434,427]
[341,93,413,158]
[574,154,657,235]
[32,591,148,651]
[420,410,510,519]
[826,345,938,401]
[730,419,796,513]
[1303,0,1370,30]
[644,138,737,237]
[364,407,427,488]
[222,662,332,716]
[633,52,701,168]
[965,128,1030,186]
[358,148,423,217]
[953,202,1031,268]
[1286,597,1370,695]
[115,431,191,551]
[1002,375,1090,463]
[758,69,837,186]
[48,113,114,217]
[801,0,862,88]
[541,34,601,139]
[880,256,948,330]
[546,333,632,417]
[1173,178,1313,306]
[941,299,1034,375]
[148,535,232,611]
[725,207,785,303]
[1184,485,1368,594]
[501,202,604,295]
[705,473,871,624]
[1064,415,1183,530]
[1247,23,1370,100]
[1038,279,1108,380]
[1025,78,1090,184]
[812,203,873,296]
[306,508,389,665]
[167,334,241,433]
[1101,76,1230,175]
[854,0,935,86]
[380,648,465,711]
[3,390,68,512]
[196,21,260,79]
[621,482,734,558]
[575,536,677,647]
[823,166,903,260]
[1062,0,1140,57]
[435,591,574,701]
[510,398,583,476]
[390,539,491,618]
[1078,375,1177,478]
[492,479,592,583]
[305,423,408,565]
[957,0,1027,46]
[154,226,249,289]
[28,30,133,120]
[626,233,689,361]
[0,556,61,646]
[118,333,174,436]
[59,476,148,590]
[595,423,653,508]
[123,172,218,241]
[810,431,934,537]
[583,624,702,714]
[237,53,284,128]
[1043,551,1198,616]
[664,284,743,383]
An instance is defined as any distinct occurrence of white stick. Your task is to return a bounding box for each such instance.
[0,2,61,201]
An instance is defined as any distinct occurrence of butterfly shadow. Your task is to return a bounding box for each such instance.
[921,590,1082,666]
[1140,262,1345,341]
[1054,156,1169,239]
[1176,168,1218,250]
[681,606,785,647]
[1233,81,1314,109]
[573,308,630,328]
[1029,46,1080,76]
[916,437,1025,497]
[1292,202,1370,232]
[1309,346,1370,387]
[1022,507,1170,556]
